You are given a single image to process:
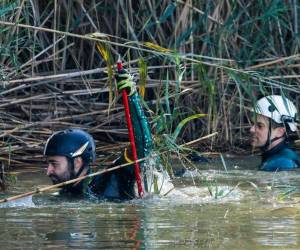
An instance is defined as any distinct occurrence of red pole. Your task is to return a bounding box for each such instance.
[117,61,144,198]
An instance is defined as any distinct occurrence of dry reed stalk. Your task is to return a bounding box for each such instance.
[0,0,299,169]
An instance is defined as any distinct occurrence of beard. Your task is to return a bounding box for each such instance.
[47,158,79,185]
[49,173,70,184]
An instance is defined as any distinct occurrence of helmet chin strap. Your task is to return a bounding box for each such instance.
[261,120,285,151]
[59,158,88,194]
[74,164,86,179]
[68,158,86,183]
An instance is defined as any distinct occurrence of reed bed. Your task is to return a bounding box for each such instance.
[0,0,299,168]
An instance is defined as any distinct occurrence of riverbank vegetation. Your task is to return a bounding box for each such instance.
[0,0,299,169]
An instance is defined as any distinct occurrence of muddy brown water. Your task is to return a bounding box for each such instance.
[1,155,300,249]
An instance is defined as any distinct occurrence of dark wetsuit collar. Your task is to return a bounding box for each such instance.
[261,140,287,162]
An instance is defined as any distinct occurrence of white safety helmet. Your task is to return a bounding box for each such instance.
[253,95,298,132]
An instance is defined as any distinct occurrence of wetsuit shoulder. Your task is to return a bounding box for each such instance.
[260,157,298,171]
[260,148,300,171]
[87,156,136,200]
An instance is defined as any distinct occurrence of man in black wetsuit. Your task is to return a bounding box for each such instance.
[44,70,174,200]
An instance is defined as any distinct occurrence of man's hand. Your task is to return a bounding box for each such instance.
[115,69,136,96]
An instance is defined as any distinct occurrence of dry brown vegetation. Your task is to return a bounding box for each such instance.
[0,0,299,168]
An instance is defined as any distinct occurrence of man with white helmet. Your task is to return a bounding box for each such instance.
[250,95,300,171]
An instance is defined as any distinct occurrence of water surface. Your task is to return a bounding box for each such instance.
[1,155,300,249]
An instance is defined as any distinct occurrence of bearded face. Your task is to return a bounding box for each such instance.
[46,156,74,184]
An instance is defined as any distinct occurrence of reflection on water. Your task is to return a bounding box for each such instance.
[255,217,298,247]
[1,155,300,249]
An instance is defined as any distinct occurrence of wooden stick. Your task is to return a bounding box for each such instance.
[0,132,218,203]
[0,160,138,203]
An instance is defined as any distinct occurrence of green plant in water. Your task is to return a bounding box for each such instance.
[276,187,297,202]
[269,174,298,202]
[205,177,224,199]
[148,54,214,181]
[196,63,217,134]
[205,177,261,200]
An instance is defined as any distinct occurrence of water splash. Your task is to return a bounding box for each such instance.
[0,195,35,208]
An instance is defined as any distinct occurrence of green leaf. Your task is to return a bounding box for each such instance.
[138,58,147,98]
[172,114,207,141]
[0,2,16,17]
[158,2,176,23]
